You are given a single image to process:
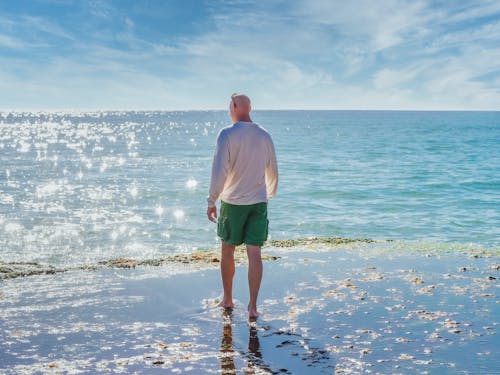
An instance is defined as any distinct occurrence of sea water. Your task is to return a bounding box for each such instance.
[0,110,498,266]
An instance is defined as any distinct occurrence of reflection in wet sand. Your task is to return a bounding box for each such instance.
[219,309,270,374]
[220,310,236,374]
[246,325,264,374]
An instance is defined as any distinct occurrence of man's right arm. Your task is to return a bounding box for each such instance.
[265,136,278,199]
[207,130,230,208]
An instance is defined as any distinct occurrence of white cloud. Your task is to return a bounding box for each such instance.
[0,34,25,49]
[373,67,419,90]
[21,15,75,40]
[295,0,428,51]
[428,20,500,52]
[443,0,500,23]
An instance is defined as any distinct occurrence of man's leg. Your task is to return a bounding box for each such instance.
[219,240,236,309]
[246,245,263,319]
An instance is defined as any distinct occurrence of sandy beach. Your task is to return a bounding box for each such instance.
[1,240,498,374]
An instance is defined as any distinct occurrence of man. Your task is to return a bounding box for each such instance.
[207,93,278,320]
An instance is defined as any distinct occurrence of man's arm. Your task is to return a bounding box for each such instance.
[265,137,278,199]
[207,130,230,222]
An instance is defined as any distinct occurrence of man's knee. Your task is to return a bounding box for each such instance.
[246,245,261,260]
[222,240,235,249]
[221,241,235,258]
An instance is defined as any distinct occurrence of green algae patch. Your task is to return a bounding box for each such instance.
[267,237,377,248]
[140,250,280,267]
[101,251,280,269]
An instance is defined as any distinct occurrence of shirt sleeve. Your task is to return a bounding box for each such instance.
[207,130,230,208]
[265,136,278,199]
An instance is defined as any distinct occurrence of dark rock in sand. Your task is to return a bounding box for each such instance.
[0,261,63,280]
[0,249,281,280]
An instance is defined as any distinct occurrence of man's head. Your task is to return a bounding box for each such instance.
[229,93,252,123]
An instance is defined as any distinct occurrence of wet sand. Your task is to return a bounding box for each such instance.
[0,241,499,374]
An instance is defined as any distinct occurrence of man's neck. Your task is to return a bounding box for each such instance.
[235,115,252,123]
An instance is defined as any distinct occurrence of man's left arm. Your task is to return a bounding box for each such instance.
[207,130,230,222]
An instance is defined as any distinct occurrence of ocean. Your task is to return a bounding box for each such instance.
[1,110,500,374]
[0,110,499,267]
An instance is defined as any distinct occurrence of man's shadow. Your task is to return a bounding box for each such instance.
[219,309,264,374]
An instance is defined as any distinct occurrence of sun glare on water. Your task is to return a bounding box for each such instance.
[173,209,185,220]
[128,186,138,198]
[155,205,164,216]
[186,178,198,190]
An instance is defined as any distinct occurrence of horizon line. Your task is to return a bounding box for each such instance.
[1,108,499,113]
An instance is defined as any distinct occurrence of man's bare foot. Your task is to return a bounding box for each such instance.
[248,304,259,321]
[218,300,234,310]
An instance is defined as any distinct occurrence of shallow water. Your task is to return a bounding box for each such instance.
[0,244,498,374]
[0,110,499,266]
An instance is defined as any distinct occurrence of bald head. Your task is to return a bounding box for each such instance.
[230,94,252,123]
[232,94,251,108]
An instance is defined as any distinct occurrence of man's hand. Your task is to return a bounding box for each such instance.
[207,205,218,223]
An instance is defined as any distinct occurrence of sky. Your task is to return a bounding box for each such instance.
[1,0,500,111]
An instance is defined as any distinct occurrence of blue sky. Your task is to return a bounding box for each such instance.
[1,0,500,110]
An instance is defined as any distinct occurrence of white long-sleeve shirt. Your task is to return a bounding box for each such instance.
[207,121,278,208]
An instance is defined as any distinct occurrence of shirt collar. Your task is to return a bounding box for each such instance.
[234,121,254,126]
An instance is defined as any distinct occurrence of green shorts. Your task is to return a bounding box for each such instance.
[217,201,269,247]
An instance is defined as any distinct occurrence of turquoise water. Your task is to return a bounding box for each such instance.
[0,111,498,266]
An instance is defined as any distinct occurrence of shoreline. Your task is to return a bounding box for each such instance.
[1,236,497,281]
[0,237,378,280]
